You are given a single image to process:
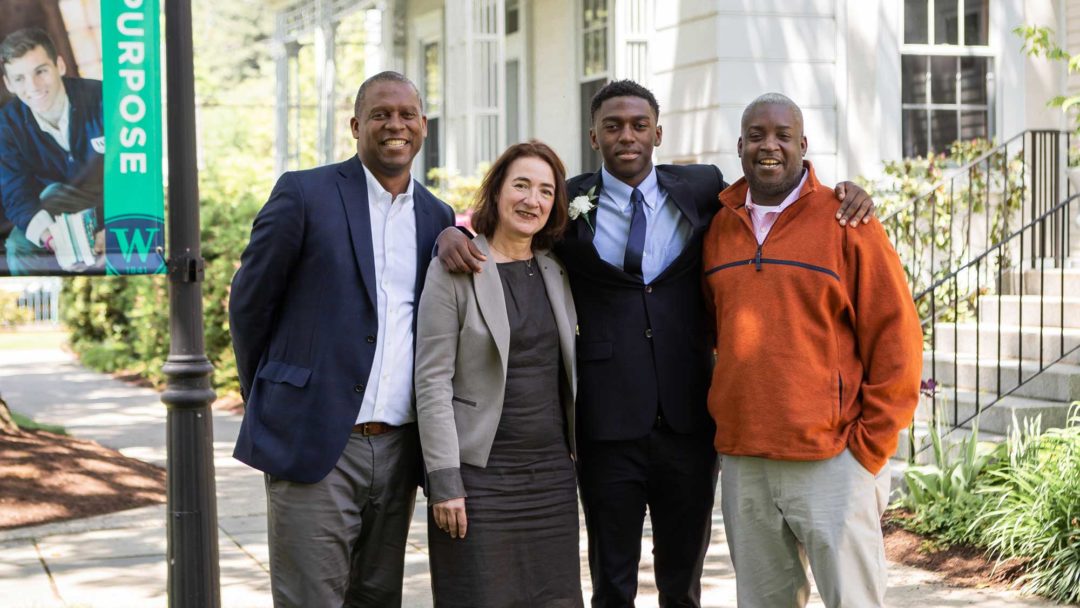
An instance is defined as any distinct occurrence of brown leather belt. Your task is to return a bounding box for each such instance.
[352,421,398,436]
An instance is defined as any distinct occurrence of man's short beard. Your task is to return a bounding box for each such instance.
[748,173,801,199]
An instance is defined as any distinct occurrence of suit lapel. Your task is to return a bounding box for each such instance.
[656,167,705,229]
[337,157,378,309]
[471,235,511,367]
[412,183,437,298]
[537,252,576,396]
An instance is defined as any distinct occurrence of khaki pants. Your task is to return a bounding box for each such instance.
[720,449,891,608]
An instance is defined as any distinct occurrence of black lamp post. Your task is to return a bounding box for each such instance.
[161,0,221,605]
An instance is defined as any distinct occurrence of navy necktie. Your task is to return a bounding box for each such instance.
[624,188,647,279]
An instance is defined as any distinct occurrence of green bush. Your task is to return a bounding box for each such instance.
[899,417,1004,546]
[426,165,488,213]
[893,403,1080,603]
[0,292,33,327]
[974,406,1080,604]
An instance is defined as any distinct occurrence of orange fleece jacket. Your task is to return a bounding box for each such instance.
[703,162,923,474]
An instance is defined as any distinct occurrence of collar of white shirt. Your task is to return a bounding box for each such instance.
[362,161,415,205]
[31,90,71,153]
[744,168,809,215]
[601,165,660,213]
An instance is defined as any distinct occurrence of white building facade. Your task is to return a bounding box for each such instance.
[274,0,1076,184]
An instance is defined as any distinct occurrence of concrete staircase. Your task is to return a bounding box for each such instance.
[891,259,1080,479]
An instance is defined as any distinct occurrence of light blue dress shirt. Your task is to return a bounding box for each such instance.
[594,166,692,284]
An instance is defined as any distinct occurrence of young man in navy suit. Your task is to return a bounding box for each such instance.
[230,72,455,607]
[0,27,104,275]
[438,80,874,607]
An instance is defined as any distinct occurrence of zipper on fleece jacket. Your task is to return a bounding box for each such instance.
[704,204,841,279]
[705,256,840,280]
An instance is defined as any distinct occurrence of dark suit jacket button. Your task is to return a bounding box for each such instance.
[645,285,653,294]
[644,328,653,338]
[366,335,376,343]
[354,384,365,393]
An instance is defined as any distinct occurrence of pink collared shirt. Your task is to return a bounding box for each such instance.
[744,169,809,245]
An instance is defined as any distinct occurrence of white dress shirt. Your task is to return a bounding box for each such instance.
[357,164,418,426]
[32,92,71,153]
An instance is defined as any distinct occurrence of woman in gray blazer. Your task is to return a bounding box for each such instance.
[415,140,581,607]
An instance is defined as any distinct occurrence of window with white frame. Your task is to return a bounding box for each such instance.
[579,0,609,174]
[421,40,442,178]
[901,0,993,157]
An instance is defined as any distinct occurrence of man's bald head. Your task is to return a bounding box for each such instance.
[741,93,803,135]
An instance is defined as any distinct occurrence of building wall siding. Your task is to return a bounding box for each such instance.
[651,1,840,183]
[1066,0,1080,96]
[527,0,580,174]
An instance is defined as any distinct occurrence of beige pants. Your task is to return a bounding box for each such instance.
[720,449,891,608]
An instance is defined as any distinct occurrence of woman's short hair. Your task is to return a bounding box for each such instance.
[471,140,569,250]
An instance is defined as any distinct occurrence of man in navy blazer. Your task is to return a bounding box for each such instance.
[0,28,104,275]
[438,80,874,607]
[230,72,454,607]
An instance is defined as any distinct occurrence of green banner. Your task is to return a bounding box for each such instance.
[0,0,165,276]
[102,0,166,274]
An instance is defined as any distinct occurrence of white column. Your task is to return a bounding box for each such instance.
[613,0,648,83]
[315,0,337,165]
[444,0,506,174]
[365,7,385,78]
[273,14,290,176]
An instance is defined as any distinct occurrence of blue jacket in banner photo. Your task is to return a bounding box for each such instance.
[0,76,104,233]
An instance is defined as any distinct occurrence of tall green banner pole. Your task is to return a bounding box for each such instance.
[158,0,221,603]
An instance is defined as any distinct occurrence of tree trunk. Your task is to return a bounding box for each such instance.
[0,395,22,435]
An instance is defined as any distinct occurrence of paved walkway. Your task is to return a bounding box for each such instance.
[0,344,1058,607]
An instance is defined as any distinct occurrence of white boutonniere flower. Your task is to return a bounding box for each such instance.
[569,186,597,232]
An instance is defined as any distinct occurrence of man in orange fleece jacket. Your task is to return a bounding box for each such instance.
[702,94,923,608]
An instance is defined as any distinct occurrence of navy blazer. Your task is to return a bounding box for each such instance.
[0,77,104,230]
[558,164,727,441]
[230,156,455,483]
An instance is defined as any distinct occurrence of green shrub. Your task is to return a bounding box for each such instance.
[0,292,33,328]
[899,417,1004,546]
[974,405,1080,604]
[9,411,67,435]
[427,165,487,213]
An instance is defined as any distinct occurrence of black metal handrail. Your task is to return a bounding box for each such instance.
[882,130,1072,310]
[911,193,1078,458]
[884,130,1080,461]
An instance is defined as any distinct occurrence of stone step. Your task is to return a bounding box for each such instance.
[932,323,1080,365]
[976,295,1080,329]
[922,351,1080,402]
[911,387,1073,435]
[894,423,1007,465]
[1004,267,1080,297]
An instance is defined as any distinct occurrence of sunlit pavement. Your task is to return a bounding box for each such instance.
[0,345,1056,607]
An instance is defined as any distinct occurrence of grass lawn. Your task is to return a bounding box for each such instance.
[0,328,67,351]
[9,410,67,435]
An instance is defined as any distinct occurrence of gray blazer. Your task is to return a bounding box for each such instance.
[414,234,578,502]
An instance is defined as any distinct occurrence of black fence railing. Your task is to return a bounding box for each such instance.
[915,195,1078,447]
[16,287,59,324]
[882,130,1072,316]
[880,130,1079,460]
